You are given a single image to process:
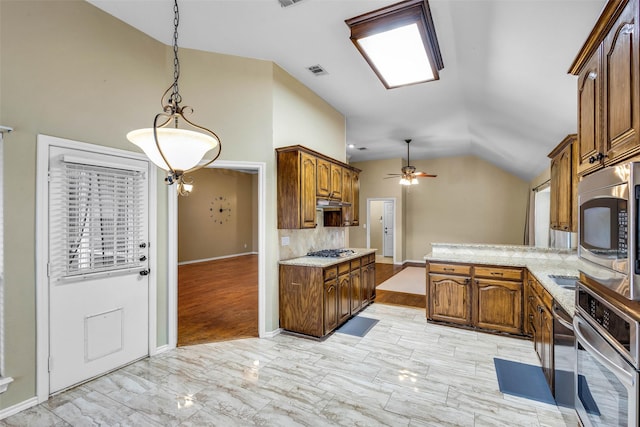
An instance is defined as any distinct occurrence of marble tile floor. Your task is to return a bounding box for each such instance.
[1,304,575,426]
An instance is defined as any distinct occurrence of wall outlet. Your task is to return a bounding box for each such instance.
[244,243,248,249]
[281,236,290,246]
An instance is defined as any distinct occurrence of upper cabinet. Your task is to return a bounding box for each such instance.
[548,134,577,232]
[276,145,361,229]
[570,0,640,176]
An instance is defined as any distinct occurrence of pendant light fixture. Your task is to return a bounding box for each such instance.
[127,0,221,196]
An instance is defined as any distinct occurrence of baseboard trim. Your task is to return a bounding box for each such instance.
[178,252,258,266]
[262,328,282,338]
[403,260,426,266]
[152,344,171,356]
[0,396,38,420]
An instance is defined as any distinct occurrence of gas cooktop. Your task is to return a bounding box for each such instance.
[306,249,355,258]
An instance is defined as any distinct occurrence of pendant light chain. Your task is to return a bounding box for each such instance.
[170,0,182,110]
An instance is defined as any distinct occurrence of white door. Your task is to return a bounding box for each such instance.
[383,201,394,257]
[48,146,150,393]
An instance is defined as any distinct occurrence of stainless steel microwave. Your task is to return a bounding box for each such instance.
[578,161,640,300]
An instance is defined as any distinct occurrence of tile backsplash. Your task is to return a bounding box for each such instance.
[278,210,345,260]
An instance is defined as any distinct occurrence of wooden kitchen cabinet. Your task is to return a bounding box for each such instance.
[427,262,524,335]
[474,266,523,334]
[277,149,317,229]
[341,168,353,226]
[548,134,577,232]
[362,255,376,303]
[350,258,362,314]
[279,252,375,338]
[570,0,640,176]
[277,146,361,229]
[526,272,554,390]
[427,263,472,326]
[351,173,360,226]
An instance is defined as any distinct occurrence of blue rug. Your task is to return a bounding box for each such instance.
[494,359,600,414]
[494,358,555,404]
[336,316,379,337]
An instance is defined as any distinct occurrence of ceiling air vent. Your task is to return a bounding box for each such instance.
[307,64,328,76]
[278,0,305,7]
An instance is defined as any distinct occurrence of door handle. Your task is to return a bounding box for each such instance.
[139,255,147,262]
[139,269,150,276]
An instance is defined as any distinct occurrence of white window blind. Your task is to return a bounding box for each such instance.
[50,161,145,280]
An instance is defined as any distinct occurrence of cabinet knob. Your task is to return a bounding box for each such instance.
[588,155,596,164]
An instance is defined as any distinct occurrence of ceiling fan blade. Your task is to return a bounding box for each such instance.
[385,173,402,176]
[383,176,401,179]
[413,172,437,178]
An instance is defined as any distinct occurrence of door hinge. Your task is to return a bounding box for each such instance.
[48,357,53,372]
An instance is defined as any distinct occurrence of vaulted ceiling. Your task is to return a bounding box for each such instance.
[89,0,606,180]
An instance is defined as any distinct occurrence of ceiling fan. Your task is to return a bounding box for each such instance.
[385,139,437,185]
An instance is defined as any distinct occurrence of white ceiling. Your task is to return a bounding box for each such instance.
[88,0,606,180]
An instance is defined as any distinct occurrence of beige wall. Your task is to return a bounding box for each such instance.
[0,0,346,410]
[350,156,530,262]
[349,158,405,260]
[273,65,347,259]
[178,169,258,263]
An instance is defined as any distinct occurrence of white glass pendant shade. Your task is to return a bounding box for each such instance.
[127,127,219,172]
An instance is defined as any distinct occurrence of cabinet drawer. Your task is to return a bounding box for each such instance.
[429,263,471,276]
[474,266,522,281]
[351,259,361,270]
[528,275,552,308]
[324,266,337,281]
[338,262,350,275]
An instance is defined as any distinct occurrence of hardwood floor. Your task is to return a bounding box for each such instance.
[178,254,258,346]
[374,262,426,308]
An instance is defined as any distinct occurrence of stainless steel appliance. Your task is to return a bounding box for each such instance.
[552,302,575,410]
[578,161,640,300]
[306,249,355,258]
[574,282,640,427]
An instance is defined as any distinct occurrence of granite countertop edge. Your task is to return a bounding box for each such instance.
[425,252,577,314]
[279,248,377,268]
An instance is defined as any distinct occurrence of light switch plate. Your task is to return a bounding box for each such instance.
[281,236,290,246]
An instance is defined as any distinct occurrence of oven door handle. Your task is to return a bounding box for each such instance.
[574,316,636,387]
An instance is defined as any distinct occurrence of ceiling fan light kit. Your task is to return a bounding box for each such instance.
[385,139,437,185]
[127,0,222,196]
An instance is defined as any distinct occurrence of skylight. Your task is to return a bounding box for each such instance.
[345,0,443,89]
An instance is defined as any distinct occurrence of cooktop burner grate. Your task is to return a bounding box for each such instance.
[306,249,355,258]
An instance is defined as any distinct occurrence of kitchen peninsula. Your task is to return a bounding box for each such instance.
[279,248,376,338]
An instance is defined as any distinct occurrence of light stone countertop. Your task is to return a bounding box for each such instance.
[279,248,377,268]
[425,243,579,314]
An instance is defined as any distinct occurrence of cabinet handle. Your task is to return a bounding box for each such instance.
[490,272,503,276]
[443,268,455,272]
[588,71,597,80]
[596,152,605,161]
[464,278,470,284]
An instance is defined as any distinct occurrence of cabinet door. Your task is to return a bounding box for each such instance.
[324,279,339,334]
[549,156,559,230]
[577,47,603,176]
[330,164,343,200]
[351,172,360,226]
[341,168,353,226]
[338,273,351,324]
[556,144,572,231]
[474,278,522,334]
[316,158,331,197]
[350,267,362,314]
[363,262,375,301]
[428,274,471,325]
[300,153,317,229]
[603,0,640,164]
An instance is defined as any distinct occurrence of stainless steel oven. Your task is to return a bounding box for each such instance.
[575,282,640,427]
[578,161,640,300]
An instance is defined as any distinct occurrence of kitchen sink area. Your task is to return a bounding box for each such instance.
[548,275,579,290]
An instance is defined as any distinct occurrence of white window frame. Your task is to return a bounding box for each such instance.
[0,126,13,393]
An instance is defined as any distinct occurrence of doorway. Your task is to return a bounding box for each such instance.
[368,199,395,264]
[167,160,266,348]
[176,167,259,346]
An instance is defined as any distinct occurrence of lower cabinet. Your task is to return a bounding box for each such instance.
[428,273,471,325]
[280,253,375,338]
[427,262,523,335]
[526,272,554,390]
